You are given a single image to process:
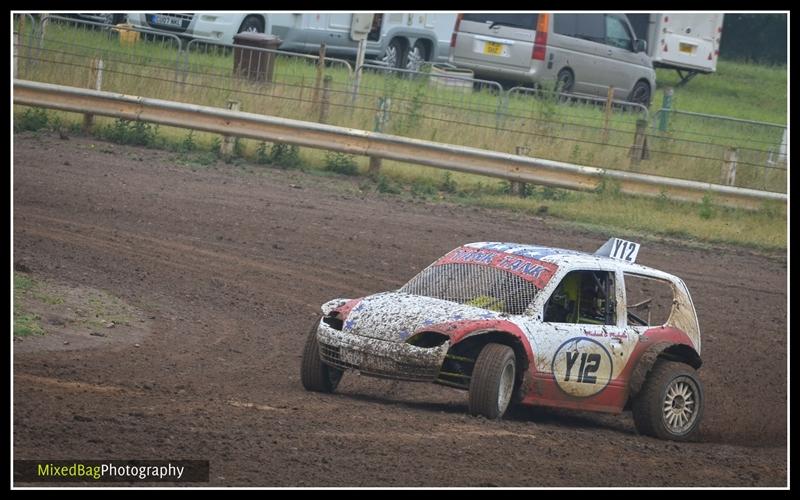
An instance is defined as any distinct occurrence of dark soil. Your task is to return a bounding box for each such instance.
[13,132,787,486]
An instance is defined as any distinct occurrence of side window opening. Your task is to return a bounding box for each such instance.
[544,270,616,325]
[604,15,633,51]
[624,274,674,327]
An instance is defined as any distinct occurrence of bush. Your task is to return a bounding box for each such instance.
[269,143,301,168]
[698,193,715,219]
[15,108,50,132]
[325,152,359,176]
[101,119,157,146]
[440,172,458,194]
[411,177,438,198]
[376,174,402,194]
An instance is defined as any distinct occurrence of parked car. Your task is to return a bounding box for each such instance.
[269,13,457,70]
[125,12,270,44]
[449,13,656,106]
[70,13,128,25]
[302,238,704,441]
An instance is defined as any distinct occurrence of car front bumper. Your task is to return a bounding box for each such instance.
[316,320,449,382]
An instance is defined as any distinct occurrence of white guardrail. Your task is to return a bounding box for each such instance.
[13,80,786,210]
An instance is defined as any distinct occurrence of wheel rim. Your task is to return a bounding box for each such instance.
[662,376,699,435]
[382,45,398,68]
[406,45,423,71]
[497,361,515,413]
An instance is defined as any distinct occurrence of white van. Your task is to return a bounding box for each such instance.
[270,13,457,70]
[449,13,656,105]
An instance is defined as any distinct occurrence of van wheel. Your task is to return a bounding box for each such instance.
[238,16,264,34]
[381,39,405,69]
[556,68,575,94]
[628,80,651,107]
[405,41,428,72]
[468,344,516,419]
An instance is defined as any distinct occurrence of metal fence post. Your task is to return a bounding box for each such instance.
[318,75,332,124]
[83,58,104,132]
[220,100,241,156]
[629,119,649,169]
[721,147,738,186]
[658,88,673,132]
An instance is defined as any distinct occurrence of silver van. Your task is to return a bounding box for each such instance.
[449,13,655,106]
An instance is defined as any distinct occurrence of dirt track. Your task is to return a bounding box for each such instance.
[13,132,787,487]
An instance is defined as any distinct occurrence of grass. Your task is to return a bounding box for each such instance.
[14,273,45,336]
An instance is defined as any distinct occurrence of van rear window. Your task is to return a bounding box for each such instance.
[461,13,539,30]
[553,14,605,43]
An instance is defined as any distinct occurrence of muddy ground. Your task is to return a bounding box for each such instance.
[13,132,787,487]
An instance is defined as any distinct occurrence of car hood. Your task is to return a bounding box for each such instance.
[341,291,503,343]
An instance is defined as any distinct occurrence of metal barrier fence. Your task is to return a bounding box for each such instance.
[15,80,786,211]
[12,15,787,195]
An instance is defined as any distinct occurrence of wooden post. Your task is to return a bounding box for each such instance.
[721,147,738,186]
[83,58,104,132]
[629,119,649,169]
[220,100,241,156]
[13,32,18,79]
[311,43,326,112]
[369,96,391,178]
[602,86,614,143]
[512,146,530,197]
[318,75,332,124]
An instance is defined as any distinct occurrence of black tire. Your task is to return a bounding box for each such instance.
[381,38,405,69]
[632,360,704,441]
[468,343,516,419]
[238,16,264,34]
[628,80,651,107]
[405,41,429,71]
[300,319,343,393]
[556,68,575,93]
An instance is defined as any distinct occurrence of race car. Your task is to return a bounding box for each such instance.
[301,238,704,441]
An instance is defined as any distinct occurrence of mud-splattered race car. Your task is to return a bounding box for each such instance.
[302,238,704,441]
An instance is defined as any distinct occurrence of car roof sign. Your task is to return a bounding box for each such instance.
[594,237,641,264]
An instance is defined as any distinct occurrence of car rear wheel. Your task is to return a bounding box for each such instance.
[468,343,516,419]
[556,68,575,94]
[301,319,343,393]
[632,360,703,441]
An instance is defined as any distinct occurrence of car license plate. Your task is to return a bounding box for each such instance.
[151,15,182,28]
[679,43,696,54]
[483,41,507,56]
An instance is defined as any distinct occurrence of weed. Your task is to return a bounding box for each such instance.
[595,171,621,198]
[325,152,359,176]
[269,143,302,169]
[179,131,197,153]
[101,119,157,146]
[440,172,458,194]
[256,142,271,164]
[699,193,715,219]
[411,177,438,198]
[15,108,50,132]
[376,174,402,194]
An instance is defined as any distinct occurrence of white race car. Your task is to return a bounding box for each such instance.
[302,238,704,441]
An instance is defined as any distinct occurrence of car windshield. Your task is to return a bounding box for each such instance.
[399,247,556,315]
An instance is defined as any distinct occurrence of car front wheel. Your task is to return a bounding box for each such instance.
[468,343,516,419]
[300,319,343,393]
[632,360,703,441]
